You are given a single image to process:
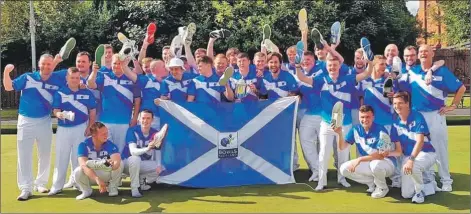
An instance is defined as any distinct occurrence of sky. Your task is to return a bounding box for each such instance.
[405,0,420,16]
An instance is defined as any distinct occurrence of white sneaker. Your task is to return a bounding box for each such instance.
[331,101,344,129]
[441,184,452,192]
[149,124,168,149]
[315,184,325,191]
[48,188,62,196]
[391,56,402,78]
[108,186,119,197]
[131,188,143,198]
[34,185,49,193]
[140,184,152,191]
[371,187,389,198]
[263,39,280,54]
[433,180,442,192]
[366,184,376,193]
[308,173,319,182]
[17,190,32,201]
[390,180,401,188]
[63,180,75,189]
[76,189,92,200]
[339,180,351,188]
[412,191,425,204]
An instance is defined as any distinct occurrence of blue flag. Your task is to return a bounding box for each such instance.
[156,97,298,188]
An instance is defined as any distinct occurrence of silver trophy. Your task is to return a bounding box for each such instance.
[235,79,248,102]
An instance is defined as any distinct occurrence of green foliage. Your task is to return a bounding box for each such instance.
[1,0,420,65]
[437,1,471,46]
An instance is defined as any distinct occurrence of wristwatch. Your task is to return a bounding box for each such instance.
[408,156,415,162]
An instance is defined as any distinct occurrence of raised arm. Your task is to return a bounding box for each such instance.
[138,37,150,63]
[207,37,217,60]
[87,62,100,89]
[295,65,313,86]
[322,41,344,64]
[356,60,374,82]
[120,58,138,82]
[2,64,14,91]
[184,43,197,69]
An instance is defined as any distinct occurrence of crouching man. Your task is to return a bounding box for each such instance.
[122,110,168,198]
[337,105,402,199]
[73,122,124,200]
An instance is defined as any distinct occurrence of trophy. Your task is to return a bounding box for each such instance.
[235,79,249,102]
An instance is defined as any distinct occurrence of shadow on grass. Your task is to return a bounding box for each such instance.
[41,169,469,212]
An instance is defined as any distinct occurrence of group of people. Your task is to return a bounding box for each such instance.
[2,21,465,204]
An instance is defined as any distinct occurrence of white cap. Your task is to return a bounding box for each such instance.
[167,57,185,71]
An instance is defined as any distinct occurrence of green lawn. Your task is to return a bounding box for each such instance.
[1,126,469,213]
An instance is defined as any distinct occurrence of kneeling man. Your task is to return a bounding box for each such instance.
[337,105,401,198]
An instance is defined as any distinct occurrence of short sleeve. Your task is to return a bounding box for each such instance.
[12,73,29,91]
[52,91,62,109]
[107,142,120,155]
[55,69,68,81]
[286,74,298,92]
[133,84,141,98]
[390,124,399,143]
[441,67,463,93]
[77,142,88,158]
[259,79,268,95]
[414,113,430,135]
[136,75,148,89]
[312,75,324,92]
[125,128,137,145]
[94,72,105,89]
[344,127,355,145]
[187,80,196,96]
[87,90,97,109]
[160,80,169,96]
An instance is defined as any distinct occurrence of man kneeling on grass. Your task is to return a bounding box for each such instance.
[73,122,124,200]
[336,105,402,199]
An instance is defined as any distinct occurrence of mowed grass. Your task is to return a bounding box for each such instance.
[1,126,469,213]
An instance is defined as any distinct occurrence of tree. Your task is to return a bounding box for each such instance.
[437,1,470,46]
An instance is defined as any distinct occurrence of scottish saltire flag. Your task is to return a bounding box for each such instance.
[156,97,299,188]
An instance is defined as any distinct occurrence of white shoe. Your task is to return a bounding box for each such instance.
[371,187,389,198]
[412,191,425,204]
[63,180,75,189]
[149,124,168,149]
[264,39,280,54]
[34,185,49,193]
[183,23,196,46]
[331,101,344,129]
[17,190,32,201]
[315,184,325,191]
[76,190,92,200]
[366,184,376,193]
[308,173,319,182]
[390,181,401,188]
[339,180,351,188]
[441,184,452,192]
[48,188,62,196]
[140,184,152,191]
[433,180,442,192]
[131,188,143,198]
[108,186,119,197]
[391,56,402,78]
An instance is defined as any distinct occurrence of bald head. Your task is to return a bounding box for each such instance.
[150,60,168,80]
[384,44,399,64]
[418,44,434,64]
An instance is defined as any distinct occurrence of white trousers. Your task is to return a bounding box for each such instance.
[123,156,160,188]
[73,163,124,192]
[51,123,87,190]
[340,159,395,189]
[318,121,351,186]
[420,111,451,185]
[299,114,321,174]
[401,152,437,198]
[293,109,306,169]
[103,123,129,153]
[17,115,53,192]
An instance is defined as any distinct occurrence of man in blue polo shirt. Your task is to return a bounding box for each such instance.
[160,58,194,103]
[337,105,401,199]
[187,56,234,103]
[229,53,260,102]
[3,54,67,200]
[296,53,373,191]
[87,54,141,153]
[390,92,437,204]
[49,67,97,195]
[73,122,124,200]
[397,44,466,192]
[259,52,298,100]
